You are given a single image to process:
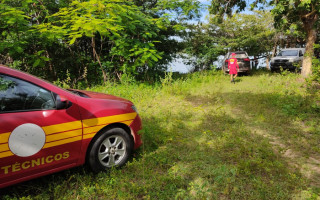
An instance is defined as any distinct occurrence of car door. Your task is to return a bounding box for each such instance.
[0,74,82,187]
[299,50,304,61]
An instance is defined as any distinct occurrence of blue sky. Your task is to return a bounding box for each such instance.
[170,0,210,73]
[199,0,210,22]
[170,0,268,73]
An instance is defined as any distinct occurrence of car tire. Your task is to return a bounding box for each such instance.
[87,127,133,173]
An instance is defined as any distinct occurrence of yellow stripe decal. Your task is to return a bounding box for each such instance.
[42,121,82,135]
[83,133,96,140]
[83,120,133,135]
[46,129,82,143]
[43,136,82,149]
[0,132,10,144]
[0,143,9,152]
[83,124,106,135]
[0,112,137,159]
[123,120,133,126]
[0,151,13,158]
[83,112,137,128]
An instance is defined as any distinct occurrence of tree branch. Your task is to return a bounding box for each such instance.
[301,10,317,19]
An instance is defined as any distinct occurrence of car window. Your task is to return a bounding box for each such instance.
[0,74,56,113]
[278,50,298,56]
[229,53,247,59]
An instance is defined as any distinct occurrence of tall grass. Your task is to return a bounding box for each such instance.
[1,70,319,199]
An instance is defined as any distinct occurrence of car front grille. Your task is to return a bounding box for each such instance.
[275,59,288,63]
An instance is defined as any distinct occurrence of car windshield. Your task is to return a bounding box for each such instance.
[0,76,15,92]
[67,89,90,98]
[229,53,247,59]
[278,50,298,56]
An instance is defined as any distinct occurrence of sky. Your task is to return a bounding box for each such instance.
[170,0,267,73]
[169,0,210,73]
[199,0,211,22]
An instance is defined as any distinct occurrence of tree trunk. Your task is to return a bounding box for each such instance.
[271,37,278,58]
[266,57,270,70]
[268,38,278,71]
[45,50,56,80]
[301,14,318,78]
[92,37,107,83]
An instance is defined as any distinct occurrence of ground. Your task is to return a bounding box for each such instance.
[1,70,319,199]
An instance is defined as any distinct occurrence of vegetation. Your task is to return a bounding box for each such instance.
[0,0,201,85]
[1,71,319,199]
[1,1,320,198]
[183,11,277,70]
[1,0,320,80]
[209,0,320,77]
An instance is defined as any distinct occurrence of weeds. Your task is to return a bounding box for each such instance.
[1,70,319,199]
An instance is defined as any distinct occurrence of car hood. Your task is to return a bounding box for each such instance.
[68,89,132,103]
[273,56,297,60]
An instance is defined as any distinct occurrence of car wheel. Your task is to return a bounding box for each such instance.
[87,127,133,173]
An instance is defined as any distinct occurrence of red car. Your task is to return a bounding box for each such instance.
[223,51,251,74]
[0,65,142,188]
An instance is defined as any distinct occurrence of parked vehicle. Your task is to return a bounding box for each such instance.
[270,48,305,72]
[0,65,142,188]
[223,51,251,74]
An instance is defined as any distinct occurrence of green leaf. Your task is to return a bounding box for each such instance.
[33,59,41,67]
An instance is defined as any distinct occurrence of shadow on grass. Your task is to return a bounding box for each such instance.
[185,89,320,188]
[1,88,316,199]
[142,101,308,199]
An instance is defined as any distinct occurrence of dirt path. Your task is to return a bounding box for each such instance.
[226,105,320,187]
[250,125,320,187]
[215,76,320,190]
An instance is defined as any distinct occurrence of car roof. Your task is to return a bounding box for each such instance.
[281,48,305,52]
[226,51,248,57]
[0,65,37,80]
[0,65,74,97]
[230,51,247,54]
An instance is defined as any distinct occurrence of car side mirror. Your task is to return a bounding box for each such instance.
[299,51,303,57]
[56,95,72,110]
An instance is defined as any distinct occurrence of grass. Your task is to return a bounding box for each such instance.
[1,70,320,199]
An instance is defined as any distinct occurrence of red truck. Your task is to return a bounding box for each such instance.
[223,51,251,74]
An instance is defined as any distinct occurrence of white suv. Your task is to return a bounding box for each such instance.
[270,48,305,72]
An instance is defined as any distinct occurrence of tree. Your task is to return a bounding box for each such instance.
[183,11,276,70]
[0,0,202,85]
[38,0,166,83]
[209,0,320,77]
[0,0,79,80]
[271,0,319,77]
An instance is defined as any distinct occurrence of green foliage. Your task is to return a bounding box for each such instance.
[270,0,320,29]
[209,0,266,20]
[0,76,14,91]
[312,44,320,83]
[160,71,173,87]
[0,0,202,85]
[2,71,319,199]
[184,11,276,70]
[209,0,320,77]
[305,44,320,112]
[0,1,31,66]
[209,0,320,26]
